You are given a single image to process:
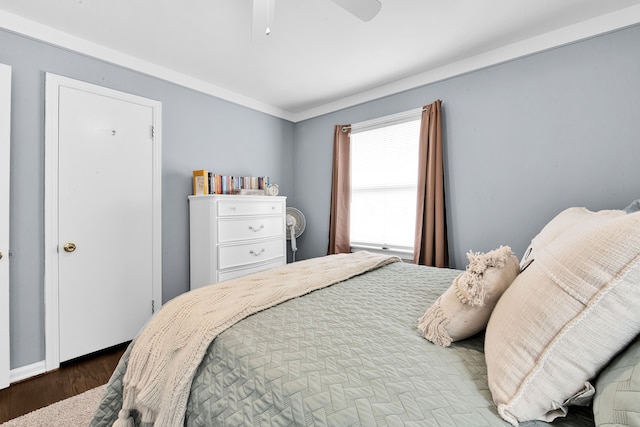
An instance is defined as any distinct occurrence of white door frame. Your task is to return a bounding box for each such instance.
[0,63,11,388]
[44,73,162,371]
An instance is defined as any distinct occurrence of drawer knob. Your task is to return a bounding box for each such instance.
[248,224,264,232]
[249,248,265,257]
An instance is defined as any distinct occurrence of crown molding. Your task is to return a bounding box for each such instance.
[2,5,640,123]
[0,10,295,121]
[291,4,640,122]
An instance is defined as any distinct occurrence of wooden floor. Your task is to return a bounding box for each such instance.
[0,342,128,423]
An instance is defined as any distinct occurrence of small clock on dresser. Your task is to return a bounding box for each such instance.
[266,184,279,196]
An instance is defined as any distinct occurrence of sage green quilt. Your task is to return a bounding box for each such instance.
[90,262,595,426]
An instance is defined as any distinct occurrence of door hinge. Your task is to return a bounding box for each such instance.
[150,125,155,139]
[152,299,155,314]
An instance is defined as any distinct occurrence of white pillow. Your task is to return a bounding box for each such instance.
[519,207,624,270]
[485,211,640,426]
[418,246,519,347]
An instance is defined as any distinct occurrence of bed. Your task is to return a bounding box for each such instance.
[90,206,640,427]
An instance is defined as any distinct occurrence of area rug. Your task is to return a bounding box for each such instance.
[0,385,105,427]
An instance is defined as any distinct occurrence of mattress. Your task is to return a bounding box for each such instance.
[90,261,595,426]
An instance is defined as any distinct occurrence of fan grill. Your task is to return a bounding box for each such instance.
[286,207,306,239]
[286,207,306,262]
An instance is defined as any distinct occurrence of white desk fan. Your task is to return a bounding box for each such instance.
[286,207,306,262]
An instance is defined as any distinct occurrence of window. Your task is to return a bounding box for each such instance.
[350,112,421,256]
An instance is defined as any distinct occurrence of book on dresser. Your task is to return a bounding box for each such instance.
[188,194,287,289]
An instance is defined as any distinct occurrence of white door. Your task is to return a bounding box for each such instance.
[45,74,162,366]
[0,63,11,388]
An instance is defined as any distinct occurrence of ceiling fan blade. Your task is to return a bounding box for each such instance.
[330,0,382,22]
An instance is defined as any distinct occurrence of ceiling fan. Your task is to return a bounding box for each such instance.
[253,0,382,37]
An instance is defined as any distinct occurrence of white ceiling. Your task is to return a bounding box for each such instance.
[1,0,640,122]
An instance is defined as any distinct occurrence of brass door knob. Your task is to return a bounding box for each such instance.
[63,243,77,253]
[0,251,3,259]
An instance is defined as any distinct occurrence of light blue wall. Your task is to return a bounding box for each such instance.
[3,22,640,372]
[0,28,295,369]
[293,24,640,269]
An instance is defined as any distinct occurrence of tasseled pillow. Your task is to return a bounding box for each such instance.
[418,246,519,347]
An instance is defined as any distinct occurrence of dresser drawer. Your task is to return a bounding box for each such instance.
[218,238,284,270]
[217,258,284,283]
[218,216,283,243]
[189,195,286,289]
[217,200,284,217]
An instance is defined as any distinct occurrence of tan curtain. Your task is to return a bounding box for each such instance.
[414,100,449,267]
[327,125,351,254]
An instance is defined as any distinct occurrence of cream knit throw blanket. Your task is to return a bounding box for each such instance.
[113,252,399,427]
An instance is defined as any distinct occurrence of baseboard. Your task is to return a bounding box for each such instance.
[10,360,46,383]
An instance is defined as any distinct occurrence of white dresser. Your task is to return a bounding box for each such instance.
[188,194,287,289]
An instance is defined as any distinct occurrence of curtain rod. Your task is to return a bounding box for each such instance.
[341,106,428,133]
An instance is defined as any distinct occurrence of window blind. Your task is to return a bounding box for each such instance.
[350,117,420,251]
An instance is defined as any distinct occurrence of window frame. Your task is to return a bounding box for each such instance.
[348,108,422,262]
